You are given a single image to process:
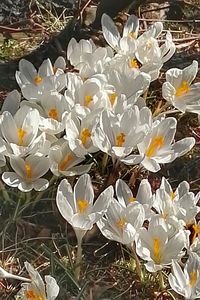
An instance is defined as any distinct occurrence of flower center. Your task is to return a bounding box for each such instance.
[170,191,175,201]
[115,132,126,147]
[146,40,152,49]
[58,153,74,171]
[128,197,136,203]
[191,224,200,243]
[161,212,169,220]
[175,80,190,97]
[84,95,93,107]
[189,271,197,287]
[128,31,137,39]
[130,58,140,69]
[81,128,91,145]
[77,199,89,214]
[18,128,27,146]
[153,238,161,264]
[25,290,45,300]
[146,135,165,158]
[109,93,117,106]
[48,108,58,120]
[117,217,127,230]
[34,75,43,85]
[25,163,32,180]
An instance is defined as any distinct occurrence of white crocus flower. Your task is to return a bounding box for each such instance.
[134,117,195,172]
[116,178,154,219]
[65,74,106,118]
[38,92,70,135]
[56,174,112,239]
[135,217,186,272]
[169,253,200,300]
[129,31,175,81]
[160,177,192,203]
[153,186,179,222]
[105,67,151,104]
[137,31,175,64]
[158,177,200,226]
[93,107,149,163]
[162,60,200,113]
[76,46,114,80]
[0,106,48,157]
[2,155,49,192]
[17,262,59,300]
[49,139,92,177]
[64,112,98,157]
[97,196,145,246]
[16,58,66,101]
[67,38,97,67]
[101,13,138,54]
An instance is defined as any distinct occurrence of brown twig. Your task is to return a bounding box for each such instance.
[139,18,200,23]
[0,25,43,33]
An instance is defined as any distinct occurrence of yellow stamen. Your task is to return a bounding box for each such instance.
[26,290,36,298]
[146,40,152,49]
[128,197,136,203]
[25,291,45,300]
[84,95,92,107]
[146,135,165,158]
[130,58,140,69]
[128,31,137,39]
[170,191,175,201]
[191,224,200,243]
[115,132,126,147]
[153,238,161,263]
[117,217,127,230]
[176,80,190,97]
[81,128,91,145]
[37,296,45,300]
[189,271,197,287]
[161,212,169,220]
[48,108,58,120]
[109,93,117,106]
[77,199,89,214]
[17,128,27,146]
[25,163,32,179]
[58,153,74,171]
[34,75,43,85]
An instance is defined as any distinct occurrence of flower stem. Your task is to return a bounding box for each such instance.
[74,236,83,281]
[158,270,165,290]
[106,158,120,187]
[131,242,144,282]
[0,180,12,204]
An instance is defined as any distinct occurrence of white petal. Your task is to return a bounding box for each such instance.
[56,179,75,221]
[33,178,49,191]
[101,14,120,50]
[74,174,94,207]
[45,275,60,300]
[2,172,20,188]
[172,137,195,157]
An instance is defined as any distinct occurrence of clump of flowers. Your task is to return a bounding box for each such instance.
[0,13,200,299]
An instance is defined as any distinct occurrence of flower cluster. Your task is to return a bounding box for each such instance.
[0,13,200,299]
